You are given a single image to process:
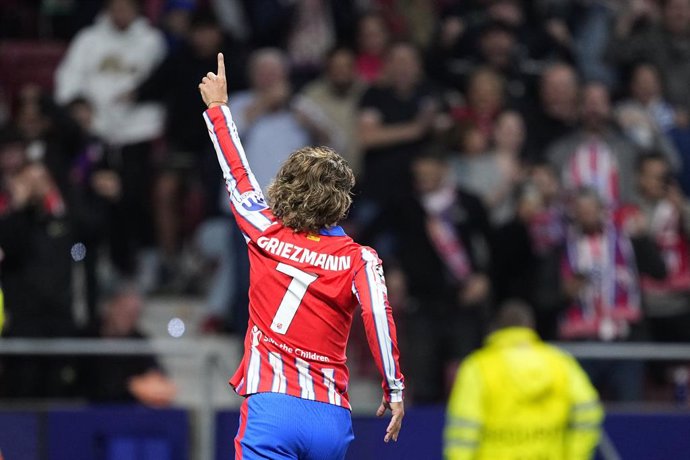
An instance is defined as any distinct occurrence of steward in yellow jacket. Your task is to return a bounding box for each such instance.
[444,301,603,460]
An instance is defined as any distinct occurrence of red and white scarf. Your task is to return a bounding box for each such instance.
[561,224,641,341]
[422,186,472,283]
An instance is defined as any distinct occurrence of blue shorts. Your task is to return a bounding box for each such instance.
[234,392,354,460]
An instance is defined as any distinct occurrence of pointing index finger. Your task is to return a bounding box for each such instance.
[217,52,225,79]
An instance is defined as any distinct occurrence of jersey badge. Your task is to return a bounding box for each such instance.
[240,191,268,211]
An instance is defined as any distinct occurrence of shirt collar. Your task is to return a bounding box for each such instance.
[319,226,346,237]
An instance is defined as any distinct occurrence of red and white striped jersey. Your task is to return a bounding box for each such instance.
[203,105,404,409]
[563,141,620,207]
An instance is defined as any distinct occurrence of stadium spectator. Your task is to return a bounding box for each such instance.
[615,64,680,169]
[560,188,665,401]
[12,87,83,197]
[358,41,445,205]
[294,47,366,175]
[55,0,166,147]
[620,61,690,195]
[355,12,390,83]
[608,0,690,109]
[284,0,339,86]
[492,168,566,339]
[159,0,194,52]
[239,0,356,65]
[371,0,439,48]
[230,48,309,191]
[623,62,677,135]
[0,149,76,397]
[209,0,250,42]
[428,19,529,99]
[672,116,690,196]
[54,0,166,284]
[0,88,8,127]
[429,0,572,95]
[133,8,246,286]
[65,97,121,320]
[364,152,491,403]
[79,284,176,405]
[570,0,617,86]
[625,154,690,342]
[548,82,639,207]
[522,63,579,163]
[451,67,505,138]
[0,157,74,340]
[196,213,236,334]
[444,301,603,460]
[453,110,524,225]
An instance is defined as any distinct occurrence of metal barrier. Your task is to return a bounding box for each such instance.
[0,338,222,460]
[2,339,690,460]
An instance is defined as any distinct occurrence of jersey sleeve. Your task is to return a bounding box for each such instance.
[564,354,603,459]
[352,247,405,403]
[444,356,483,460]
[203,105,275,242]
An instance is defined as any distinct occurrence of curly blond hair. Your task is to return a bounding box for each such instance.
[267,146,355,233]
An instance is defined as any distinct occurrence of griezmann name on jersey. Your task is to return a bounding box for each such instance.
[203,105,404,409]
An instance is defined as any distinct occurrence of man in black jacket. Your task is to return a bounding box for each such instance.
[361,152,492,403]
[0,147,76,397]
[492,165,566,340]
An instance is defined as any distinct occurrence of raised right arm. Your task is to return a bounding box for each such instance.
[200,54,275,242]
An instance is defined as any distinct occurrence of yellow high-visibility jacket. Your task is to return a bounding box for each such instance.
[444,327,603,460]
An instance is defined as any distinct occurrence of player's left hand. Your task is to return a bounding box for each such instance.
[199,52,228,108]
[376,396,404,442]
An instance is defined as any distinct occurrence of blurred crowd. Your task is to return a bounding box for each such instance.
[2,0,690,405]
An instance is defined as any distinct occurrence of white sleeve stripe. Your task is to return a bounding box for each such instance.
[204,111,273,232]
[362,250,403,392]
[220,106,265,195]
[205,111,272,230]
[364,263,393,382]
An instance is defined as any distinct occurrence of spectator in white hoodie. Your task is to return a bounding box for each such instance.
[54,0,166,285]
[55,0,166,146]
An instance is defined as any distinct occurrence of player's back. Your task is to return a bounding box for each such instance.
[231,222,389,408]
[250,224,359,355]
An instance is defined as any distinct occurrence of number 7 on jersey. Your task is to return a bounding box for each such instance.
[270,262,318,335]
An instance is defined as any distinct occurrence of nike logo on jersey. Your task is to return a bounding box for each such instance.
[257,236,352,271]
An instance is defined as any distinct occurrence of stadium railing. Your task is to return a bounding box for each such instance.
[0,338,222,460]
